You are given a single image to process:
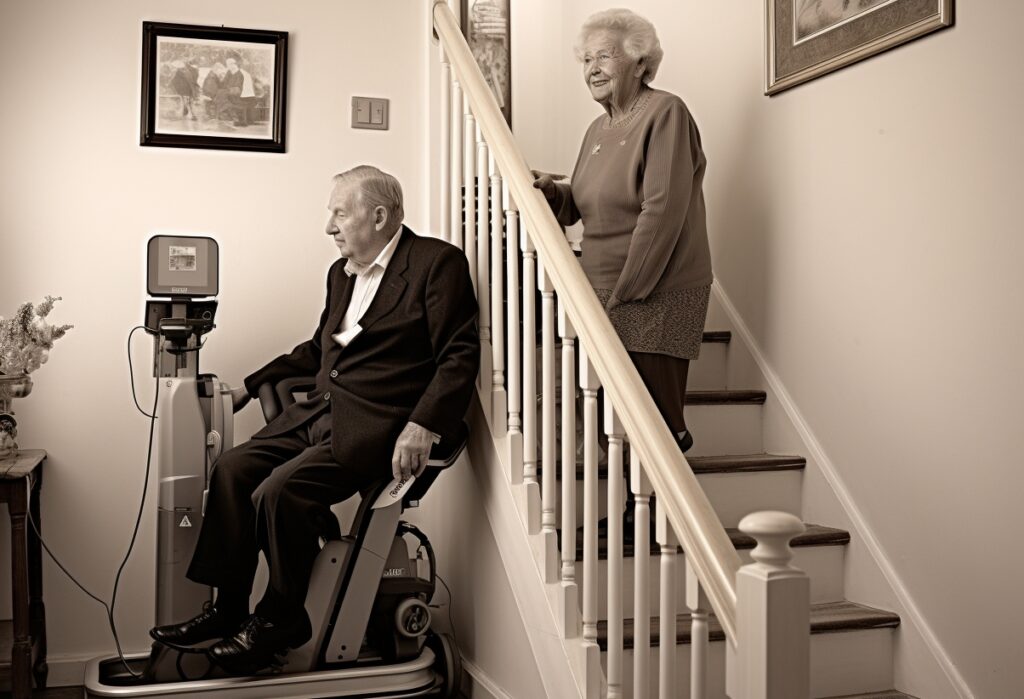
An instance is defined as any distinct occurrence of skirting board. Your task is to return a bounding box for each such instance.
[461,655,517,699]
[29,651,97,687]
[711,282,973,699]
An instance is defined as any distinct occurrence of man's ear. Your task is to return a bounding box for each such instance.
[374,206,388,231]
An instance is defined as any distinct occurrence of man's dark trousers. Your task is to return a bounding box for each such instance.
[187,407,374,620]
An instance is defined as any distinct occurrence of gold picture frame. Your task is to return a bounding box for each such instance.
[766,0,954,95]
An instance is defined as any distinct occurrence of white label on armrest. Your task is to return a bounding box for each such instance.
[372,474,415,509]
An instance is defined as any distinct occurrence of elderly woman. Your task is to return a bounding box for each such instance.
[534,8,712,453]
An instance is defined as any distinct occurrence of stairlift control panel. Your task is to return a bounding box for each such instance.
[147,235,219,297]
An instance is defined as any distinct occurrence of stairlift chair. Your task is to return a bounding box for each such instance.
[83,235,465,698]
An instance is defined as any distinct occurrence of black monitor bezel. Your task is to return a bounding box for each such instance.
[146,234,220,298]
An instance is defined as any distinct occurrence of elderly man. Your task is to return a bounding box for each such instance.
[150,165,479,674]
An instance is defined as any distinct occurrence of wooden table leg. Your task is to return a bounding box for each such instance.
[29,470,48,689]
[9,477,32,699]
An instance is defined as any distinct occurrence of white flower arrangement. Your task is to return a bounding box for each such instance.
[0,296,73,377]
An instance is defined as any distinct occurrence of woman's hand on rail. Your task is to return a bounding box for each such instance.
[531,170,564,201]
[229,386,251,413]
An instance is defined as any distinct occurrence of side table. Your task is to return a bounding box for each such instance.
[0,449,47,698]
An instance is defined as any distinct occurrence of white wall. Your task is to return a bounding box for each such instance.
[511,2,1024,698]
[0,0,434,668]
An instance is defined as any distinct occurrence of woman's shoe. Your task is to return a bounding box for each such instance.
[677,430,694,454]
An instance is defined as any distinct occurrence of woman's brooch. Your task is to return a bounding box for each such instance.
[591,143,601,155]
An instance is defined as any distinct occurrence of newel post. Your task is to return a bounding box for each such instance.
[728,511,810,699]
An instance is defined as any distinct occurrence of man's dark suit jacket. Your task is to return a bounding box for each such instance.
[243,226,479,478]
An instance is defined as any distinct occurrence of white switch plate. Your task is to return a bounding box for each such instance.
[352,96,389,130]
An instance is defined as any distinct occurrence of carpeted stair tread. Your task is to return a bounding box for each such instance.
[822,692,918,699]
[538,452,805,481]
[597,600,900,651]
[702,330,731,343]
[567,521,849,561]
[687,453,806,474]
[686,389,766,405]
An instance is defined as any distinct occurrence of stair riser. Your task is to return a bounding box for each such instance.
[604,628,894,699]
[699,469,802,527]
[552,468,802,531]
[685,404,763,456]
[580,544,845,618]
[552,478,623,530]
[687,343,728,391]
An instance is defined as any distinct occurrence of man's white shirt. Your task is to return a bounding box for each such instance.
[332,227,403,348]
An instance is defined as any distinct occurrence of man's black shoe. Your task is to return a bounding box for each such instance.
[150,602,245,648]
[207,613,312,675]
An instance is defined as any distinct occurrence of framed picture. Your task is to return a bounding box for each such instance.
[460,0,512,128]
[140,22,288,152]
[766,0,953,95]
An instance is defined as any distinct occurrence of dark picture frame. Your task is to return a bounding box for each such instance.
[766,0,953,95]
[140,22,288,152]
[460,0,512,128]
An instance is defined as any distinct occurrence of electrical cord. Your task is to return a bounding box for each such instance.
[127,325,156,418]
[29,328,162,679]
[434,572,459,652]
[107,371,159,678]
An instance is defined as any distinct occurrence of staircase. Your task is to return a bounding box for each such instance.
[547,331,912,698]
[430,2,915,696]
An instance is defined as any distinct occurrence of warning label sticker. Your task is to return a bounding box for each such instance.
[179,515,193,528]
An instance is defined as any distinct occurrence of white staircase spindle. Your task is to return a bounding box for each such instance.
[686,557,710,699]
[604,395,625,699]
[579,345,600,645]
[505,187,523,483]
[476,126,492,419]
[521,228,539,530]
[449,74,463,250]
[730,511,810,699]
[489,154,507,434]
[558,302,577,584]
[557,301,580,638]
[656,507,679,699]
[631,448,653,699]
[539,258,558,583]
[439,51,451,244]
[462,104,476,293]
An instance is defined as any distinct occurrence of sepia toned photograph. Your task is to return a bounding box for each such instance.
[795,0,893,41]
[461,0,511,127]
[767,0,954,94]
[141,22,288,152]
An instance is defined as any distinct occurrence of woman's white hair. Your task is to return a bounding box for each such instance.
[574,8,664,84]
[333,165,404,228]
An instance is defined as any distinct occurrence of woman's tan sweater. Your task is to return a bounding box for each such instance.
[552,88,713,305]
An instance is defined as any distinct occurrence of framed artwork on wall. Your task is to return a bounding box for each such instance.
[766,0,954,95]
[140,22,288,152]
[460,0,512,128]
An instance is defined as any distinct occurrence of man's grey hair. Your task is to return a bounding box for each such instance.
[333,165,404,230]
[574,8,664,85]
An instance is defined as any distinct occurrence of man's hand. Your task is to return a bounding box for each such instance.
[229,386,251,413]
[392,422,435,481]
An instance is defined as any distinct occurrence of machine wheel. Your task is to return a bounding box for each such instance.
[395,597,431,638]
[426,631,462,698]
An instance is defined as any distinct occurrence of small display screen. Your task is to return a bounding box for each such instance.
[148,235,218,297]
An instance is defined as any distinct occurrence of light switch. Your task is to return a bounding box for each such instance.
[352,97,371,125]
[352,96,389,130]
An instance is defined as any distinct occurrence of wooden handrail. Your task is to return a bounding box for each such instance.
[432,0,742,643]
